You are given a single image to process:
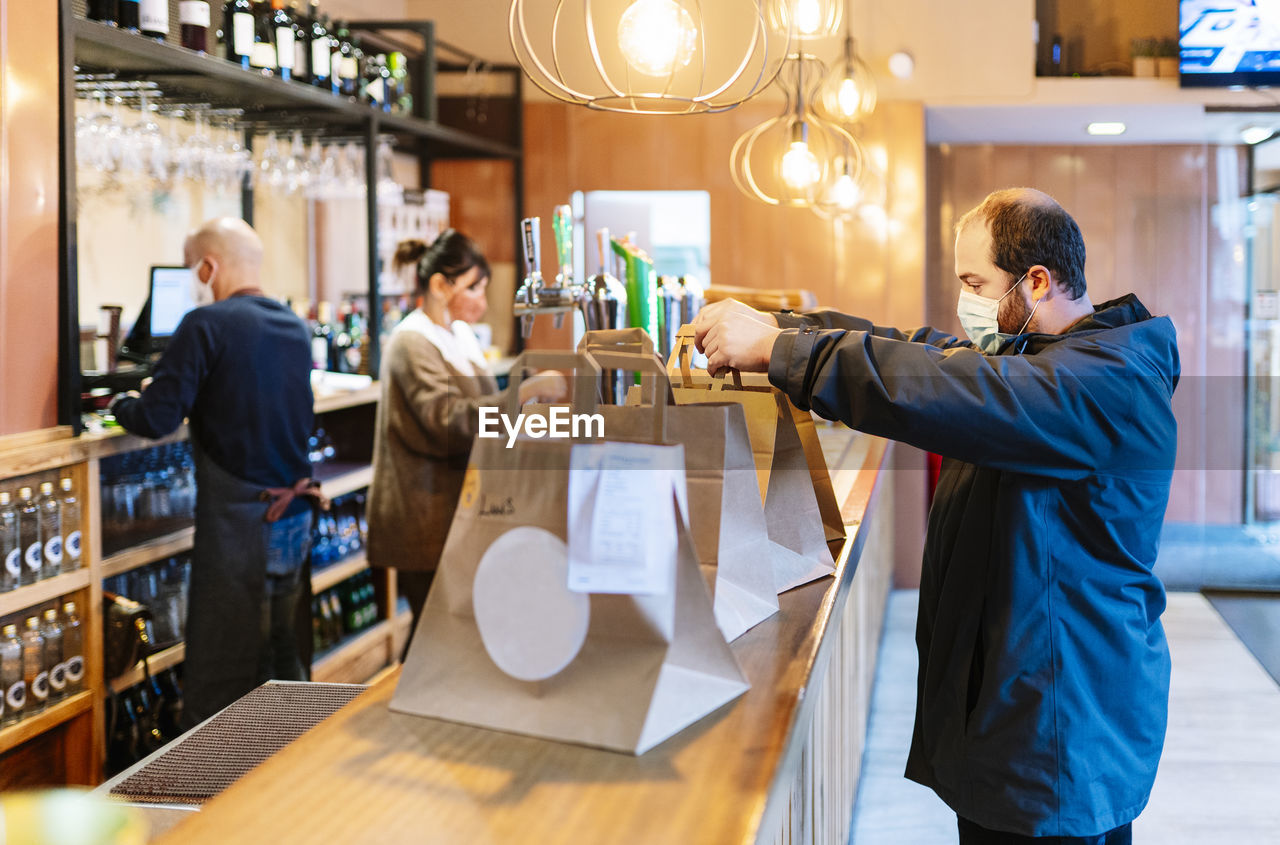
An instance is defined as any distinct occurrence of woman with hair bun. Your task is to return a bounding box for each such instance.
[367,229,566,640]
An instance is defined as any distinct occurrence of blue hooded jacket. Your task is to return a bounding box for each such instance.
[769,295,1177,837]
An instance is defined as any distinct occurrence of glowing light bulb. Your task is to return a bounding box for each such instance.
[781,140,820,190]
[794,0,821,35]
[829,173,860,210]
[617,0,698,77]
[836,77,860,118]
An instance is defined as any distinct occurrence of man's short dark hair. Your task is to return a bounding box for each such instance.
[957,188,1088,300]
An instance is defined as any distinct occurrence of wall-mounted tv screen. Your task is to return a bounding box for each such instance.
[1181,0,1280,87]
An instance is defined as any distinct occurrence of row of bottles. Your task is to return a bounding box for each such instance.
[312,492,366,569]
[0,603,84,727]
[312,570,378,653]
[100,442,196,557]
[85,1,414,115]
[104,556,192,648]
[302,299,368,375]
[0,478,83,593]
[107,668,184,776]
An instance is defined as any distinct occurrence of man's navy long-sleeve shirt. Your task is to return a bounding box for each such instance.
[113,295,314,490]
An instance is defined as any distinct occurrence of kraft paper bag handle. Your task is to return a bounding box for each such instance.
[505,351,602,417]
[576,328,655,359]
[671,325,698,389]
[582,349,671,444]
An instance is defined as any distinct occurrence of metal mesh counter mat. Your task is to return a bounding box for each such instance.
[109,681,368,804]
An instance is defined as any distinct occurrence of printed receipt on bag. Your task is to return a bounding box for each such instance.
[566,442,686,595]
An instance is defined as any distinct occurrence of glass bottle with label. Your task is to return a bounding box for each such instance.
[59,478,82,573]
[333,22,359,99]
[223,0,255,69]
[308,3,333,92]
[289,0,310,84]
[180,0,210,52]
[62,602,85,696]
[250,0,277,75]
[139,0,168,40]
[88,0,120,26]
[271,0,295,81]
[16,488,42,588]
[21,617,47,715]
[0,625,22,726]
[312,301,334,371]
[41,609,65,704]
[37,482,62,581]
[119,0,141,32]
[0,492,18,593]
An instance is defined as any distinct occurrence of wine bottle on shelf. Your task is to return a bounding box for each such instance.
[180,1,210,52]
[271,0,295,81]
[224,0,255,69]
[250,0,277,75]
[333,21,358,98]
[59,478,83,573]
[16,487,41,588]
[118,0,141,32]
[88,0,120,26]
[61,602,85,696]
[388,51,411,115]
[40,609,65,704]
[37,482,63,581]
[139,0,168,41]
[0,625,22,726]
[289,0,310,84]
[351,38,368,103]
[0,492,18,593]
[308,3,333,91]
[312,301,334,371]
[21,617,46,716]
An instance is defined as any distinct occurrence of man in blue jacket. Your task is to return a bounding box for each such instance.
[694,188,1177,844]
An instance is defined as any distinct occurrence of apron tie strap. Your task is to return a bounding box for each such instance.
[260,478,329,523]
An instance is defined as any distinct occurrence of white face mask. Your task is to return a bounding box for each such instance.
[956,273,1038,354]
[190,262,215,307]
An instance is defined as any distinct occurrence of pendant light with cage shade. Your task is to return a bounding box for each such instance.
[811,130,883,222]
[764,0,843,43]
[509,0,793,114]
[816,34,877,124]
[730,54,863,208]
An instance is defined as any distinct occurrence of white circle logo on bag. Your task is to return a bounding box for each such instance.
[44,536,63,566]
[24,543,41,572]
[65,655,84,683]
[5,681,25,710]
[4,548,19,578]
[472,526,590,682]
[66,530,82,560]
[31,671,49,701]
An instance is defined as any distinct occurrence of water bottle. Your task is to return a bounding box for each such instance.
[0,492,19,592]
[37,482,63,580]
[59,478,83,572]
[0,625,23,725]
[61,602,85,695]
[16,488,42,587]
[21,617,47,714]
[41,609,65,703]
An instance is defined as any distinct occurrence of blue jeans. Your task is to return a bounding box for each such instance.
[958,817,1133,845]
[260,511,312,683]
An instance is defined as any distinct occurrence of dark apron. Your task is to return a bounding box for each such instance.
[181,440,277,728]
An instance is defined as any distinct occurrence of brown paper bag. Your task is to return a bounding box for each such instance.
[667,328,836,591]
[391,351,749,755]
[579,330,778,641]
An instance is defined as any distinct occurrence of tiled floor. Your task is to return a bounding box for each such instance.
[849,591,1280,844]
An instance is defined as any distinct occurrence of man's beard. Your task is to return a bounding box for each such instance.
[998,286,1033,334]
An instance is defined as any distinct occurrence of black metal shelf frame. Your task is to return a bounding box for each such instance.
[56,6,522,428]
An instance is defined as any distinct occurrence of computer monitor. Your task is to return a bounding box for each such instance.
[148,265,197,342]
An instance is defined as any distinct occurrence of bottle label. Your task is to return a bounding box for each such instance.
[44,535,63,566]
[341,57,359,80]
[49,662,67,692]
[140,0,168,32]
[66,655,85,684]
[233,12,255,56]
[4,548,18,578]
[295,38,307,75]
[31,671,48,702]
[276,28,295,69]
[179,1,210,28]
[5,680,25,711]
[252,42,277,69]
[24,542,41,572]
[311,337,329,370]
[66,530,82,561]
[367,78,384,104]
[312,40,331,79]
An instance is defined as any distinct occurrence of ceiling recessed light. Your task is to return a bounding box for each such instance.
[1087,122,1126,136]
[1241,126,1274,145]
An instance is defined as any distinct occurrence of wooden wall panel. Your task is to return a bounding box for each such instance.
[429,160,517,264]
[0,0,60,434]
[930,143,1247,526]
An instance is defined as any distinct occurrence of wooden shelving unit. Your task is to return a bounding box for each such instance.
[108,643,186,696]
[0,570,91,619]
[314,463,375,501]
[312,620,393,684]
[100,526,195,580]
[311,553,370,596]
[0,691,94,757]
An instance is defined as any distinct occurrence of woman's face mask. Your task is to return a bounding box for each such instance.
[956,273,1038,353]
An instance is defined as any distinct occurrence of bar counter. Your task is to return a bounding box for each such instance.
[146,426,896,845]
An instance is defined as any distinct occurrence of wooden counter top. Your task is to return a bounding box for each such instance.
[153,427,890,845]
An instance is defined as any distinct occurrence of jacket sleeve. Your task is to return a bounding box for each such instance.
[769,327,1163,479]
[776,308,974,350]
[386,331,511,459]
[112,313,210,438]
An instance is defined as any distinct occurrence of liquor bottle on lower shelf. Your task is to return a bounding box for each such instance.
[21,617,47,715]
[327,591,344,641]
[59,478,83,573]
[37,482,63,581]
[17,488,42,588]
[0,492,19,593]
[0,625,23,726]
[41,609,66,704]
[62,602,85,696]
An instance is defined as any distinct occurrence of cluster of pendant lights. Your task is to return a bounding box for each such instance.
[509,0,880,219]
